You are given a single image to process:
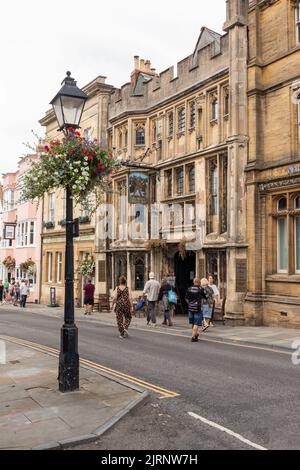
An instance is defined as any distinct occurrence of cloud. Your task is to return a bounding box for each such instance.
[0,0,226,175]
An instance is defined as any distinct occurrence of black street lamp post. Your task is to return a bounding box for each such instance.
[50,72,88,393]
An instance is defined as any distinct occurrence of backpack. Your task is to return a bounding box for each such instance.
[168,289,177,305]
[204,286,214,307]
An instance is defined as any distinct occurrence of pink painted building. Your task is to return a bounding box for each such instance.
[0,155,42,302]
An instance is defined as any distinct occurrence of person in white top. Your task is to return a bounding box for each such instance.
[208,274,220,327]
[143,272,160,326]
[20,279,30,308]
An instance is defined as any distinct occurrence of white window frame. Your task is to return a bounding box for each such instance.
[47,252,53,283]
[48,193,55,223]
[56,252,62,284]
[3,189,15,211]
[16,220,35,247]
[277,217,288,274]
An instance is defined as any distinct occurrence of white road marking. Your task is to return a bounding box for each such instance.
[188,412,268,450]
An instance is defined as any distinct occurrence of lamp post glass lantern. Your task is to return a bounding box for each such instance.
[51,71,87,131]
[51,72,87,393]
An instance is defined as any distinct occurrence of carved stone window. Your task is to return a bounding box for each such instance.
[224,88,230,117]
[178,108,186,134]
[118,131,122,149]
[168,112,174,138]
[210,92,219,122]
[187,165,195,193]
[135,125,145,145]
[165,170,172,198]
[278,197,287,212]
[189,101,196,129]
[175,167,184,196]
[296,0,300,44]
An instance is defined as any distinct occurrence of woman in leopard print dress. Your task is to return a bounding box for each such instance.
[112,276,133,338]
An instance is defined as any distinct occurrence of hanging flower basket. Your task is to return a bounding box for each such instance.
[78,259,95,277]
[3,256,16,271]
[21,128,120,209]
[19,258,36,274]
[178,239,187,260]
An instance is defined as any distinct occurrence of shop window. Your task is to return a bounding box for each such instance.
[134,257,145,290]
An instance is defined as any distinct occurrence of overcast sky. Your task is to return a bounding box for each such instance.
[0,0,226,176]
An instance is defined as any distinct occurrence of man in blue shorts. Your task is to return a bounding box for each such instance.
[185,278,208,342]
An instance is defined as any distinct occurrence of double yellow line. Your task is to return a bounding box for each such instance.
[0,335,180,400]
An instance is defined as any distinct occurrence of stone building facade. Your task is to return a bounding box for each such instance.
[39,76,114,306]
[95,0,249,322]
[245,0,300,327]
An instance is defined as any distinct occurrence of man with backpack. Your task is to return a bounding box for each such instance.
[185,278,209,342]
[158,279,177,327]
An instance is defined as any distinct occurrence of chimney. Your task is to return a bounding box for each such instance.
[145,60,151,73]
[134,55,139,69]
[140,59,145,72]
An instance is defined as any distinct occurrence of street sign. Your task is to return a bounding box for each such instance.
[3,223,16,240]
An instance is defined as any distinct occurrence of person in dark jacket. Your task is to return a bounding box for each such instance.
[0,280,3,304]
[158,279,175,327]
[83,278,95,315]
[185,278,209,342]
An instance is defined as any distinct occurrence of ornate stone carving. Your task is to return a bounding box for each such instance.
[259,176,300,192]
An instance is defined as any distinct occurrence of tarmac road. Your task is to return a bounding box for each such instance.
[0,309,299,450]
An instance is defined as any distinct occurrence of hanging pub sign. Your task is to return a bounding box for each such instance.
[128,172,149,205]
[3,223,16,240]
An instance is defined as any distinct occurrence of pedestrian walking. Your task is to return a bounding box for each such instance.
[112,276,133,339]
[143,272,160,326]
[208,274,220,327]
[201,278,214,330]
[13,282,20,306]
[20,279,30,308]
[83,277,95,315]
[158,279,176,327]
[9,279,16,305]
[3,280,9,304]
[0,280,4,304]
[185,278,208,342]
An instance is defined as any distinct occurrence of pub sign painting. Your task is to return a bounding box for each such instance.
[128,172,149,205]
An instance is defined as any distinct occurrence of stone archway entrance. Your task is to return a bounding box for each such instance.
[174,251,196,314]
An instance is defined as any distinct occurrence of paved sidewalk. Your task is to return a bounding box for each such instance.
[0,338,147,450]
[1,302,300,351]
